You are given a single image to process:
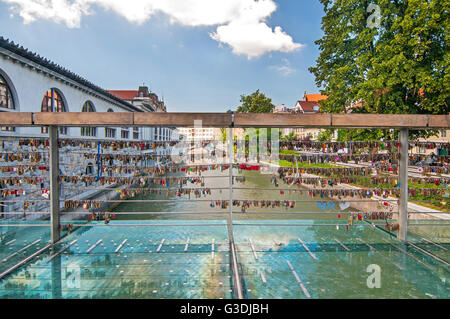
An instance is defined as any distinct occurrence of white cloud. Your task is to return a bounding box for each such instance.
[4,0,91,28]
[270,58,296,76]
[3,0,303,58]
[211,23,302,59]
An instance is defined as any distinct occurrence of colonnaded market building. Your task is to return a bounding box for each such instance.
[0,37,180,220]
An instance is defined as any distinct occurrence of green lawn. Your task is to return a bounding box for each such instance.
[278,160,340,169]
[280,150,301,155]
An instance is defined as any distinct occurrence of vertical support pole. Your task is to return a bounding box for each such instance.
[49,126,60,244]
[398,129,409,241]
[228,125,243,299]
[228,127,233,235]
[51,254,62,299]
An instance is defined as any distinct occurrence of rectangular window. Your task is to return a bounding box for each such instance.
[441,130,447,138]
[121,128,129,139]
[41,127,66,135]
[105,128,116,138]
[81,127,96,137]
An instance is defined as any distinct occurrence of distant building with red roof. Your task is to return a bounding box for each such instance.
[276,92,330,140]
[304,93,328,103]
[108,90,140,101]
[294,100,321,113]
[290,92,327,114]
[108,86,166,113]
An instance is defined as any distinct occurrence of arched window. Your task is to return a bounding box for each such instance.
[105,108,116,138]
[0,74,14,110]
[41,89,67,135]
[0,74,15,132]
[86,162,94,175]
[81,101,97,137]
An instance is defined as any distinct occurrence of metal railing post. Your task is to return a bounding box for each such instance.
[228,127,234,237]
[398,128,409,241]
[49,126,60,244]
[227,126,243,299]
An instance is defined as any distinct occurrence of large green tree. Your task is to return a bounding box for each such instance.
[235,90,278,146]
[236,89,275,113]
[310,0,449,115]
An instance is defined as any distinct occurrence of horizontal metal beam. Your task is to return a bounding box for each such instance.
[333,114,429,128]
[0,112,448,128]
[234,113,332,128]
[34,112,133,126]
[0,112,33,126]
[134,112,232,127]
[428,115,450,129]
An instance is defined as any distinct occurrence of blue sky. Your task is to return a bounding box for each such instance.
[0,0,325,112]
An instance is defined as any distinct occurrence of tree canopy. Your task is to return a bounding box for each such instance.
[310,0,449,115]
[236,89,275,113]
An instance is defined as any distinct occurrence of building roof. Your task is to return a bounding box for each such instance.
[305,94,328,102]
[273,104,287,113]
[108,90,139,100]
[296,101,320,113]
[0,36,142,112]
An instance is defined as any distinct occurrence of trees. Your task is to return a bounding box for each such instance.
[235,90,279,149]
[310,0,449,115]
[318,129,334,142]
[281,131,298,143]
[236,89,275,113]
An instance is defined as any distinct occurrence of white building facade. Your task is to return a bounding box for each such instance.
[0,37,177,144]
[0,38,184,219]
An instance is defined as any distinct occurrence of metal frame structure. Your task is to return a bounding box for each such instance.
[0,112,449,298]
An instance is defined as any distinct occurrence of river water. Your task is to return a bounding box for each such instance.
[111,168,348,221]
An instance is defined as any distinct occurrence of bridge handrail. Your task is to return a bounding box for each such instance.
[0,112,448,128]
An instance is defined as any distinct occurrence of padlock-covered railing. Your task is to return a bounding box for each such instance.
[0,112,449,299]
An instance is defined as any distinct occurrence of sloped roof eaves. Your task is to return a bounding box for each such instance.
[305,94,328,102]
[297,101,320,112]
[0,37,142,113]
[108,90,139,100]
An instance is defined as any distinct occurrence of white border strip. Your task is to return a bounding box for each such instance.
[334,238,350,251]
[115,239,127,253]
[1,239,41,263]
[156,239,165,253]
[298,238,317,260]
[286,260,311,298]
[47,240,78,262]
[249,239,258,261]
[87,239,103,254]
